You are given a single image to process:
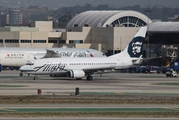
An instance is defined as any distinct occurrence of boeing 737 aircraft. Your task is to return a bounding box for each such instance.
[20,27,147,80]
[0,47,106,59]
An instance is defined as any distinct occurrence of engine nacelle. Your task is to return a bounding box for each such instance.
[68,69,85,78]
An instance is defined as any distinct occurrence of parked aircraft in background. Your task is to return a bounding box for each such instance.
[0,47,106,71]
[0,47,106,59]
[20,27,147,80]
[0,51,34,70]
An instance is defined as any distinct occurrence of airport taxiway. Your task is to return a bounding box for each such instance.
[0,71,178,95]
[0,71,179,119]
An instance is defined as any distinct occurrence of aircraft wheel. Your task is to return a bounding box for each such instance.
[33,77,37,80]
[86,76,93,81]
[19,73,23,76]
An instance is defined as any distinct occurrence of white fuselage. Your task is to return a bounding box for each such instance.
[20,26,147,80]
[20,57,132,75]
[0,51,34,68]
[0,47,106,59]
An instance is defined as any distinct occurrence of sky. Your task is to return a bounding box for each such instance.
[0,0,179,8]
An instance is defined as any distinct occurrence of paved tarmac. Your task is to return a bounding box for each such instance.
[0,71,178,95]
[0,71,179,119]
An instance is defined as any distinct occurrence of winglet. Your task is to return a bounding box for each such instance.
[41,49,61,59]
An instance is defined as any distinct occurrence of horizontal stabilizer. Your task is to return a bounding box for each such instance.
[132,55,143,65]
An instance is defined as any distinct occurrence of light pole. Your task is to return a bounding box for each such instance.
[66,12,70,25]
[145,9,151,58]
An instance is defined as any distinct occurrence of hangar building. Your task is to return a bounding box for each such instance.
[65,10,152,56]
[146,22,179,66]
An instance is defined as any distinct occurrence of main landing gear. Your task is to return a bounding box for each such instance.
[86,75,93,81]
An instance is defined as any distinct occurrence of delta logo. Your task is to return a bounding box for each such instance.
[7,54,10,57]
[6,53,24,57]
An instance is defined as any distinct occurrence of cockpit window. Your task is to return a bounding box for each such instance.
[26,62,34,65]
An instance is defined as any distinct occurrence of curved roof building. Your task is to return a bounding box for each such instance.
[149,22,179,32]
[67,10,152,27]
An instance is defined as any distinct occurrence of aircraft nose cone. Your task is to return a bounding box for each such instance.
[19,65,25,71]
[20,65,34,73]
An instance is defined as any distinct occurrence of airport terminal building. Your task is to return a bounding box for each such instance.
[0,10,179,65]
[0,10,152,55]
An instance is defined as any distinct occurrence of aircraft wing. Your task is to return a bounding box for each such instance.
[41,49,61,59]
[45,67,116,76]
[82,67,115,75]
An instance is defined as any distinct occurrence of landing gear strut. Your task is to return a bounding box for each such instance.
[33,77,37,80]
[86,75,93,81]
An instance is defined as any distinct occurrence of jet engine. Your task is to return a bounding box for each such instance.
[68,69,85,78]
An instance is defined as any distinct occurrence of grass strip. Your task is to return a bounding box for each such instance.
[0,95,179,104]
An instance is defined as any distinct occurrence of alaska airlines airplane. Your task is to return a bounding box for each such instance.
[20,27,147,80]
[0,51,34,70]
[0,47,106,59]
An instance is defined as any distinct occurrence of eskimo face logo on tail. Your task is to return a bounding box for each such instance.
[128,37,144,58]
[132,41,142,55]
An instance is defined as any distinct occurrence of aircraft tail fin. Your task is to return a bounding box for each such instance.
[110,26,147,59]
[86,50,94,57]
